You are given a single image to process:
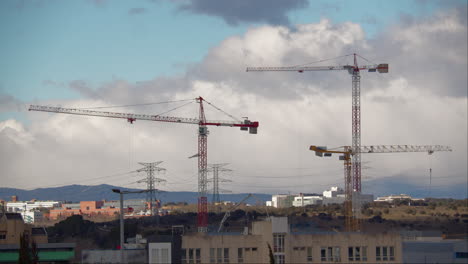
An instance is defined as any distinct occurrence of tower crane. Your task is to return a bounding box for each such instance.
[247,53,388,228]
[310,144,452,231]
[29,96,259,233]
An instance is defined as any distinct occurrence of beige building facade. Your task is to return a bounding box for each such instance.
[0,212,48,245]
[182,217,402,263]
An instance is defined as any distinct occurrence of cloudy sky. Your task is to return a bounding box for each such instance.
[1,0,466,198]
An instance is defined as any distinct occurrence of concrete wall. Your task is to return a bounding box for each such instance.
[148,243,171,264]
[403,240,468,264]
[81,249,147,264]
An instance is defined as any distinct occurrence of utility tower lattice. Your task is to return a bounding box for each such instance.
[207,163,232,204]
[137,161,166,215]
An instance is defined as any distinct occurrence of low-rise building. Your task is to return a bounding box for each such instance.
[0,211,75,262]
[375,194,424,203]
[323,187,344,198]
[271,195,295,208]
[22,210,44,224]
[6,200,61,213]
[49,201,122,220]
[181,217,403,263]
[292,195,323,207]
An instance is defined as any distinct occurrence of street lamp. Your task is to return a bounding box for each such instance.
[112,188,159,263]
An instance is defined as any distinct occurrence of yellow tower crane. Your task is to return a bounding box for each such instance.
[310,144,452,231]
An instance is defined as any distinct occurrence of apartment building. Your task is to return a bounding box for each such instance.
[0,212,75,262]
[181,217,402,263]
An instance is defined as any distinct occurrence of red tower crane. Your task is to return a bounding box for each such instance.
[247,53,388,226]
[29,96,259,233]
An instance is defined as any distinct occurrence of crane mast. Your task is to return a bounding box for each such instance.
[197,97,209,233]
[310,144,452,231]
[29,96,259,233]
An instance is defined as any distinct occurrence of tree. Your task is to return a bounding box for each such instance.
[267,243,275,264]
[18,233,31,264]
[31,240,39,264]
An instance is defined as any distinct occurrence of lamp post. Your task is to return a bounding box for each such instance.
[112,188,158,263]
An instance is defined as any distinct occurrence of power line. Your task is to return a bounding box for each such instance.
[24,170,139,190]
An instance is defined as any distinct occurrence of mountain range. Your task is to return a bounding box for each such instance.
[0,184,272,203]
[0,177,465,204]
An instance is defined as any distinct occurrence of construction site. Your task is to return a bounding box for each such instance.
[1,53,461,264]
[1,1,467,263]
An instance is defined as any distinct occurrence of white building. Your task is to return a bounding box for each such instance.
[269,187,374,208]
[323,187,344,198]
[7,201,61,213]
[270,195,295,208]
[6,200,59,223]
[322,194,346,205]
[22,210,44,224]
[375,194,423,202]
[292,195,323,207]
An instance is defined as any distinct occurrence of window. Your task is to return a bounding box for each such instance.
[189,248,194,263]
[348,246,367,261]
[376,246,394,262]
[161,248,169,263]
[238,248,244,263]
[153,249,160,262]
[252,248,257,252]
[334,247,341,262]
[274,254,285,264]
[307,247,313,262]
[181,248,187,264]
[210,248,215,263]
[0,231,6,240]
[224,248,229,263]
[189,248,194,264]
[456,252,468,258]
[195,248,201,264]
[321,247,340,262]
[273,233,285,253]
[321,248,326,261]
[217,248,223,263]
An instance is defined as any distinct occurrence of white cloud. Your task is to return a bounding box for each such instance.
[2,7,466,198]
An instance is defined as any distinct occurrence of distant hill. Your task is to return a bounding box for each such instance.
[0,184,272,204]
[363,175,468,199]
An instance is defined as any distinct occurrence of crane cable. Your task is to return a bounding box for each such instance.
[154,100,194,116]
[290,54,354,67]
[202,98,242,122]
[76,98,195,110]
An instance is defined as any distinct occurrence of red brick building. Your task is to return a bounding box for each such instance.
[49,201,124,220]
